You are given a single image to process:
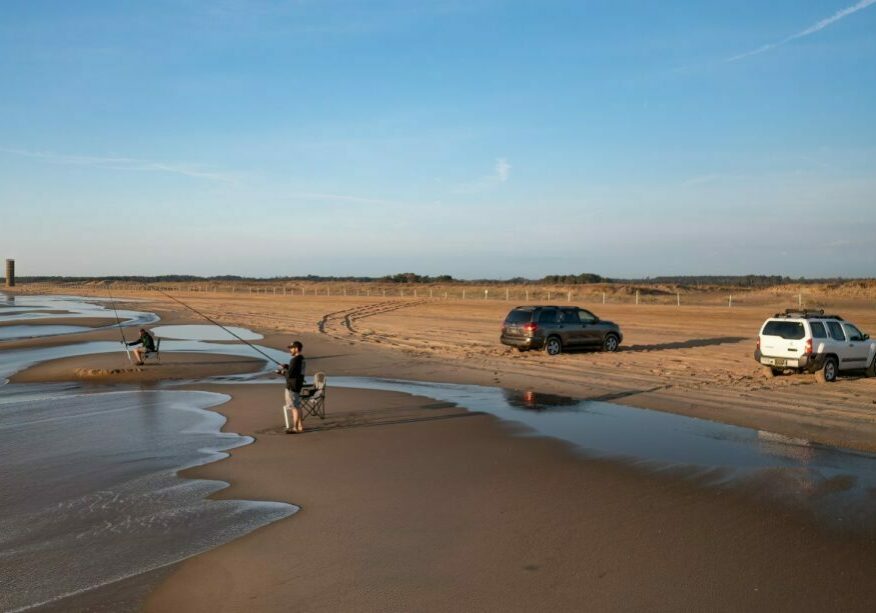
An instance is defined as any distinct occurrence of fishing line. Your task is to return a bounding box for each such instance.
[106,285,131,362]
[157,290,285,368]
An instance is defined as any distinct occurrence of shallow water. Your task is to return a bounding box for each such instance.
[0,324,94,340]
[0,294,292,611]
[151,324,263,341]
[0,294,157,342]
[0,387,294,612]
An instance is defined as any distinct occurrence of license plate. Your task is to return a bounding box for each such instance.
[772,358,786,366]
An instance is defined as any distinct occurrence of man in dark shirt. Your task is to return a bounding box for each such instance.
[126,328,156,366]
[279,340,306,433]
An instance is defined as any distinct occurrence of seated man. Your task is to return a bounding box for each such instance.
[127,328,156,366]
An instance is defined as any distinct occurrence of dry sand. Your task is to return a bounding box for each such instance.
[7,287,876,611]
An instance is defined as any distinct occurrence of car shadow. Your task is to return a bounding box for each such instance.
[622,336,748,352]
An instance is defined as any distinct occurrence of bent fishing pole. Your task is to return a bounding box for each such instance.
[156,290,285,368]
[106,286,131,362]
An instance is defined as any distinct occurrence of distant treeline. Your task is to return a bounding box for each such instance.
[7,273,872,286]
[540,273,607,285]
[631,275,833,287]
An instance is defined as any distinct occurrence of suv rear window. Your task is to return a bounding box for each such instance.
[827,321,845,341]
[809,322,827,338]
[762,321,804,340]
[505,310,532,324]
[538,310,560,324]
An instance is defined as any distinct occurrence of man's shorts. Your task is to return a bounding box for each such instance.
[284,389,302,410]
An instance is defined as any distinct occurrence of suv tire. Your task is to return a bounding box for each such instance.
[816,357,838,383]
[761,365,778,378]
[867,357,876,378]
[602,334,620,352]
[545,336,563,356]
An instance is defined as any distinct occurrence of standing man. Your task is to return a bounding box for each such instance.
[127,328,156,366]
[279,341,306,434]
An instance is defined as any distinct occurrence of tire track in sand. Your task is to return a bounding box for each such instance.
[318,299,431,344]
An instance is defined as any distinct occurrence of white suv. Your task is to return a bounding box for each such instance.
[755,309,876,382]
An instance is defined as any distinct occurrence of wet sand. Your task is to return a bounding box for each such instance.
[144,383,876,612]
[12,351,265,384]
[0,316,116,328]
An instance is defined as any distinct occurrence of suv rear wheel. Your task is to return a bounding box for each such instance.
[816,357,838,383]
[602,334,619,352]
[761,365,779,378]
[867,357,876,378]
[545,336,562,356]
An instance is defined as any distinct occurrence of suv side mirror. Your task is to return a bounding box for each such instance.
[864,333,870,340]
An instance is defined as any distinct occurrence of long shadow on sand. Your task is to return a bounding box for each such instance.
[258,410,482,435]
[589,387,667,402]
[622,336,747,352]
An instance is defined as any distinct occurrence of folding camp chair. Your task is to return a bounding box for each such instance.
[300,372,326,420]
[143,337,161,364]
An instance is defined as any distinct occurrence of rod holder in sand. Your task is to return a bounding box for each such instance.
[5,259,14,288]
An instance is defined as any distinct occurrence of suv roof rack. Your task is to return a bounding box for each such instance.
[772,308,844,321]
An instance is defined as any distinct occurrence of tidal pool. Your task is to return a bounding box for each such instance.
[0,293,157,341]
[327,377,876,533]
[150,324,263,341]
[0,324,94,340]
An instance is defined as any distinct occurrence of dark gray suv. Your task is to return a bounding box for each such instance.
[500,305,623,355]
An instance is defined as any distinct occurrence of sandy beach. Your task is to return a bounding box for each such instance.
[6,287,876,611]
[28,285,875,450]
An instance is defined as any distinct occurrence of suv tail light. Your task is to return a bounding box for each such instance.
[805,338,813,355]
[523,322,538,335]
[756,338,760,350]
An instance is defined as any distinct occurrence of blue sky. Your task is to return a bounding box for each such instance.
[1,0,874,278]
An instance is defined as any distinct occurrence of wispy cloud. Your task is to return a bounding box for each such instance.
[681,173,721,187]
[0,147,237,183]
[453,158,512,194]
[727,0,876,62]
[495,158,511,182]
[289,192,405,207]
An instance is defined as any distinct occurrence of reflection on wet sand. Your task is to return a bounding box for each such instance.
[332,376,876,534]
[503,388,580,411]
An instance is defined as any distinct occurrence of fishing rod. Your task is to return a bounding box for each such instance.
[156,290,285,368]
[106,285,131,362]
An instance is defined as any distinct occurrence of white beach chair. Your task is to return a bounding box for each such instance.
[300,372,327,420]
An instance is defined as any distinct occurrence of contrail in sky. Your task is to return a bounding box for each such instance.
[727,0,876,62]
[0,147,235,183]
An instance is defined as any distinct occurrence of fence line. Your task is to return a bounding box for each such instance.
[11,281,846,310]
